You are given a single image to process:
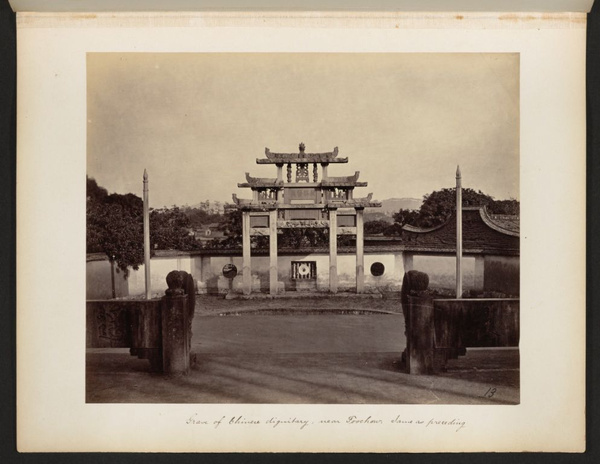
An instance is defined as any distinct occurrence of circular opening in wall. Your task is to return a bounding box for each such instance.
[370,262,385,277]
[222,264,238,279]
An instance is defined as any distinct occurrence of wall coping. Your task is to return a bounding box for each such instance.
[87,245,520,262]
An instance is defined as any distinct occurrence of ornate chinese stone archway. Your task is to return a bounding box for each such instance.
[232,143,381,295]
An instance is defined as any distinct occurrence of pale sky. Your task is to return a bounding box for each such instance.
[87,53,519,208]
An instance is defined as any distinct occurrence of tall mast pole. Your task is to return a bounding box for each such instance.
[456,165,462,299]
[143,169,151,299]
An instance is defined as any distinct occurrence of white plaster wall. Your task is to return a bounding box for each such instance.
[128,256,193,296]
[86,259,129,299]
[336,254,356,290]
[364,253,403,290]
[412,254,476,291]
[86,251,492,297]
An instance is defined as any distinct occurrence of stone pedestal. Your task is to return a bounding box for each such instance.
[196,280,208,294]
[217,275,232,294]
[161,294,190,375]
[405,295,435,375]
[232,274,261,293]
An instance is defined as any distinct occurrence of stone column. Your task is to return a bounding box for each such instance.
[276,164,283,182]
[242,211,252,295]
[329,208,338,293]
[269,209,278,295]
[322,163,328,180]
[456,165,463,298]
[355,208,364,293]
[143,169,151,299]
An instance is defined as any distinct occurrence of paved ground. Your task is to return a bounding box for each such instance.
[193,294,404,316]
[86,296,519,404]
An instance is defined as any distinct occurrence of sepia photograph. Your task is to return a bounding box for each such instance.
[15,7,588,452]
[85,52,520,405]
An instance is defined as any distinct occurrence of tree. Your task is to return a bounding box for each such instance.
[87,177,200,277]
[182,206,223,228]
[489,198,520,215]
[382,222,405,237]
[87,178,144,276]
[392,209,421,227]
[391,187,520,229]
[364,220,390,235]
[280,228,329,248]
[86,176,108,203]
[213,208,243,249]
[150,207,199,251]
[416,188,495,228]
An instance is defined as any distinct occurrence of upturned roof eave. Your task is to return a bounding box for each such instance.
[256,157,349,164]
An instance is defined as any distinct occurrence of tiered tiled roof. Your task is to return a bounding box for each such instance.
[321,171,367,187]
[235,144,381,211]
[237,173,284,189]
[231,194,277,209]
[256,144,348,164]
[328,193,381,208]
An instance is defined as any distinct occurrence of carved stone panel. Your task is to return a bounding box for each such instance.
[250,215,269,228]
[291,261,317,280]
[96,306,128,345]
[250,228,270,236]
[86,302,132,348]
[277,219,330,228]
[296,163,309,182]
[338,226,358,235]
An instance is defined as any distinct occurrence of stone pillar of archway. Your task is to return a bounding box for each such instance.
[242,211,252,295]
[269,209,278,295]
[356,207,364,293]
[329,208,338,293]
[321,163,329,180]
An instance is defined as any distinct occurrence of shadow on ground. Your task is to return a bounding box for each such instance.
[87,307,519,404]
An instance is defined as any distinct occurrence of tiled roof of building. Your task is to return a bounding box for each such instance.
[485,212,520,235]
[399,206,519,254]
